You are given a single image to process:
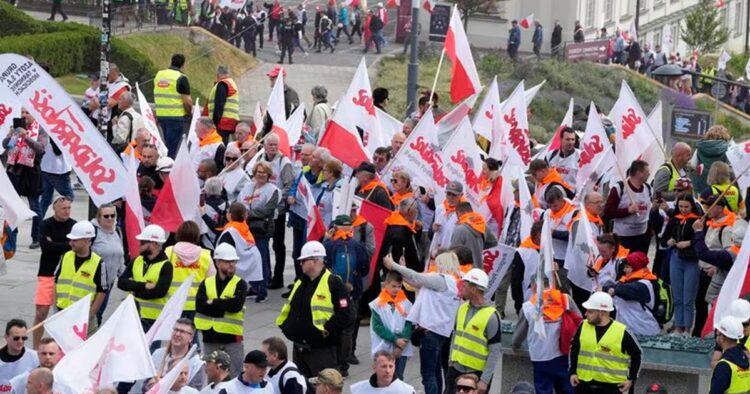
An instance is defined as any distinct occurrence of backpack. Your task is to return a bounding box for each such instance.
[645,278,673,327]
[332,242,356,285]
[1,221,17,260]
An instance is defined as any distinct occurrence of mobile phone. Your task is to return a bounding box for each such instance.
[199,193,206,206]
[12,118,25,130]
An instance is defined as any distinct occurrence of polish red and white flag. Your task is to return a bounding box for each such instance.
[445,6,482,104]
[124,151,145,259]
[251,102,264,136]
[267,71,293,158]
[297,177,326,241]
[319,57,378,167]
[44,293,91,353]
[544,97,574,154]
[285,103,306,150]
[610,80,657,175]
[150,140,201,233]
[135,83,168,157]
[472,76,500,142]
[519,13,534,29]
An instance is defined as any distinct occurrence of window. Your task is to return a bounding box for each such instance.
[640,0,649,12]
[585,0,596,27]
[653,30,662,48]
[604,0,614,21]
[671,22,680,50]
[735,2,743,36]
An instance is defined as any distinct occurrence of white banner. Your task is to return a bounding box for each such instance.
[135,83,168,157]
[0,162,36,230]
[388,110,447,194]
[484,243,516,296]
[0,99,21,156]
[440,117,485,209]
[575,103,613,197]
[0,54,127,206]
[218,0,246,10]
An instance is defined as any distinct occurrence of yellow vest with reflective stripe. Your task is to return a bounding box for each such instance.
[660,161,680,192]
[166,246,212,311]
[712,183,742,213]
[154,68,186,117]
[194,275,246,335]
[449,302,497,371]
[276,270,334,331]
[712,358,750,394]
[577,320,630,384]
[132,257,170,320]
[55,251,102,309]
[208,78,240,121]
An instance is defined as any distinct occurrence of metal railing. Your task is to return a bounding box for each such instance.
[87,3,188,34]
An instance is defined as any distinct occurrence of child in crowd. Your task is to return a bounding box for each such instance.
[368,271,413,380]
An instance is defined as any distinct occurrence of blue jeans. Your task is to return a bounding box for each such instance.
[158,117,186,159]
[419,331,447,394]
[533,355,574,394]
[251,237,271,299]
[40,171,74,219]
[395,356,407,380]
[670,253,700,329]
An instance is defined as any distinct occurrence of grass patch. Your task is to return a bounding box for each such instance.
[122,28,257,102]
[56,74,92,95]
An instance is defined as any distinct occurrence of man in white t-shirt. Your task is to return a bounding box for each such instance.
[10,338,73,394]
[350,351,415,394]
[0,320,38,394]
[199,351,233,394]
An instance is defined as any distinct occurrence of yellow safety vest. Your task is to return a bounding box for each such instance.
[132,257,170,320]
[153,69,187,118]
[659,161,680,192]
[208,78,240,121]
[712,358,750,394]
[194,275,246,335]
[276,270,334,332]
[577,320,630,384]
[449,302,498,371]
[712,184,742,213]
[166,246,212,311]
[55,251,102,309]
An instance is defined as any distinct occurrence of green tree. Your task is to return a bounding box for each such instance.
[448,0,502,29]
[680,0,730,54]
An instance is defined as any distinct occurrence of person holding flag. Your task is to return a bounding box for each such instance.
[540,188,577,269]
[694,195,739,308]
[354,162,393,211]
[544,126,580,186]
[528,159,574,210]
[510,221,544,314]
[0,319,38,390]
[603,159,656,254]
[564,191,605,309]
[194,118,227,173]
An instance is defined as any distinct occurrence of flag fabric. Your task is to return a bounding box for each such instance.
[44,294,92,353]
[422,0,434,12]
[376,107,402,144]
[150,140,201,233]
[642,101,666,183]
[297,177,327,241]
[436,94,479,147]
[484,244,516,295]
[727,140,750,193]
[718,49,731,71]
[251,102,263,136]
[716,0,725,9]
[319,58,378,167]
[575,103,614,197]
[145,345,198,394]
[440,117,485,209]
[0,162,36,230]
[545,98,575,153]
[124,151,145,258]
[359,199,392,286]
[0,99,21,156]
[610,80,656,177]
[387,110,445,194]
[445,6,482,104]
[267,71,293,158]
[472,76,500,142]
[187,98,202,169]
[482,174,505,231]
[564,202,599,291]
[54,297,155,392]
[491,80,531,166]
[146,275,194,344]
[285,102,306,149]
[519,13,534,29]
[135,83,168,157]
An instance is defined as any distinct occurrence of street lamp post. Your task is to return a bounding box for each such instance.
[634,0,641,37]
[98,0,112,135]
[406,3,419,118]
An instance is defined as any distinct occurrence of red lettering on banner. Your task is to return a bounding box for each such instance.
[0,104,12,126]
[410,136,449,188]
[621,108,641,140]
[482,249,500,272]
[352,89,376,117]
[73,323,88,341]
[744,141,750,154]
[503,108,530,165]
[484,104,494,120]
[29,89,116,195]
[450,149,481,193]
[0,384,11,392]
[579,135,605,167]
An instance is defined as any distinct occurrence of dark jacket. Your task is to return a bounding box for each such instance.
[195,273,248,343]
[551,24,562,47]
[118,251,173,300]
[664,216,699,259]
[508,26,521,46]
[711,345,750,394]
[532,25,543,46]
[323,237,370,298]
[261,85,300,137]
[378,223,421,273]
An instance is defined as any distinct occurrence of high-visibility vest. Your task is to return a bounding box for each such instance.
[712,183,741,213]
[153,69,187,118]
[449,302,498,371]
[194,276,246,335]
[712,358,750,393]
[276,270,334,332]
[659,161,680,192]
[132,257,170,320]
[166,246,212,311]
[208,78,240,123]
[55,251,102,309]
[577,320,630,384]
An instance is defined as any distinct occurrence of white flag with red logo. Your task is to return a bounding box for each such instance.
[610,80,656,174]
[146,274,194,344]
[575,103,614,196]
[150,139,201,233]
[267,71,293,158]
[491,80,531,167]
[387,110,446,194]
[565,201,599,291]
[44,293,91,353]
[0,99,21,156]
[709,224,750,336]
[544,97,574,154]
[436,93,478,147]
[642,101,666,183]
[377,107,402,144]
[145,345,198,394]
[472,76,500,142]
[440,117,485,209]
[297,177,326,241]
[54,296,155,392]
[187,98,202,170]
[445,6,481,104]
[484,244,516,295]
[319,57,379,167]
[0,162,36,230]
[519,13,534,29]
[285,103,306,149]
[136,83,168,157]
[251,102,263,136]
[124,151,145,258]
[727,140,750,193]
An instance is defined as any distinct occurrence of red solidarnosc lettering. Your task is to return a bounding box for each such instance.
[504,108,530,165]
[409,136,449,188]
[450,149,481,193]
[578,135,605,167]
[744,141,750,154]
[352,89,376,117]
[29,89,116,195]
[484,104,494,120]
[482,249,500,272]
[0,104,12,126]
[621,108,641,140]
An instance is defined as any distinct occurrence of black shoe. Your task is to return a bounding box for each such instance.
[331,47,335,53]
[315,49,322,53]
[281,291,291,299]
[346,356,359,365]
[268,282,284,290]
[255,296,268,303]
[277,60,283,64]
[46,17,54,21]
[287,284,294,289]
[29,241,40,249]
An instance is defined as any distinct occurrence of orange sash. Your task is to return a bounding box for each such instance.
[377,289,409,316]
[443,196,468,215]
[123,142,143,161]
[361,179,391,196]
[594,246,630,272]
[199,130,223,147]
[391,191,414,207]
[458,212,486,234]
[618,268,657,283]
[540,169,574,192]
[530,289,566,321]
[707,209,737,229]
[549,201,576,224]
[333,229,353,240]
[674,212,700,224]
[384,211,417,233]
[219,221,256,245]
[519,237,540,250]
[352,215,367,228]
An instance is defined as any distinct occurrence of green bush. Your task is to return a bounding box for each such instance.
[0,1,45,37]
[0,31,97,76]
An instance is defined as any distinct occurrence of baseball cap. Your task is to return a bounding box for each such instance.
[267,66,286,78]
[243,350,268,368]
[510,381,535,394]
[354,161,377,175]
[446,181,463,195]
[333,215,353,226]
[88,73,100,80]
[308,368,343,389]
[204,350,231,370]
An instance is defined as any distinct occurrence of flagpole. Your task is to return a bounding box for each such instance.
[612,159,640,207]
[428,47,447,107]
[700,163,750,221]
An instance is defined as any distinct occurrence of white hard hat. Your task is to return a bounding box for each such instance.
[214,243,239,261]
[462,268,489,289]
[298,241,326,260]
[582,291,615,312]
[729,299,750,322]
[717,316,745,340]
[66,221,96,240]
[135,224,167,244]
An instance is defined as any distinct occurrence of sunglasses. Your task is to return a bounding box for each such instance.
[12,336,28,341]
[390,179,398,183]
[102,214,116,219]
[225,157,239,162]
[457,385,476,392]
[240,149,250,153]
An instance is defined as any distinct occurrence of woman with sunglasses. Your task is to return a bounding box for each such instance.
[317,159,343,228]
[221,146,248,204]
[91,204,126,325]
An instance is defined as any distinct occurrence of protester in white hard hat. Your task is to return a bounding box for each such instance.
[569,291,642,394]
[55,221,107,335]
[118,224,173,331]
[712,299,750,368]
[216,203,263,302]
[276,241,353,380]
[710,315,750,394]
[195,242,247,378]
[443,268,501,394]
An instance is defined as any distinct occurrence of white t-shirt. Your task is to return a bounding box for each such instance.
[0,349,38,394]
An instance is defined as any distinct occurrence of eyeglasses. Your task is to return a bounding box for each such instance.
[12,336,28,341]
[456,385,477,392]
[173,328,194,336]
[102,214,116,219]
[225,157,239,162]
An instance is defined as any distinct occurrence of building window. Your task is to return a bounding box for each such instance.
[604,0,614,21]
[654,30,662,48]
[671,22,680,50]
[585,0,595,27]
[735,2,743,36]
[640,0,649,12]
[654,0,664,7]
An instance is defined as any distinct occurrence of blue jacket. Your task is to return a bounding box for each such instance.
[324,237,370,297]
[508,26,521,46]
[532,25,543,45]
[338,7,349,26]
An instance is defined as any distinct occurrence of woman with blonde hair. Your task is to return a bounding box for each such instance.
[691,125,731,193]
[706,161,743,213]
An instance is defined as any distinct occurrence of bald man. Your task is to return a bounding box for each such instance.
[652,142,691,201]
[390,133,406,155]
[24,368,53,394]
